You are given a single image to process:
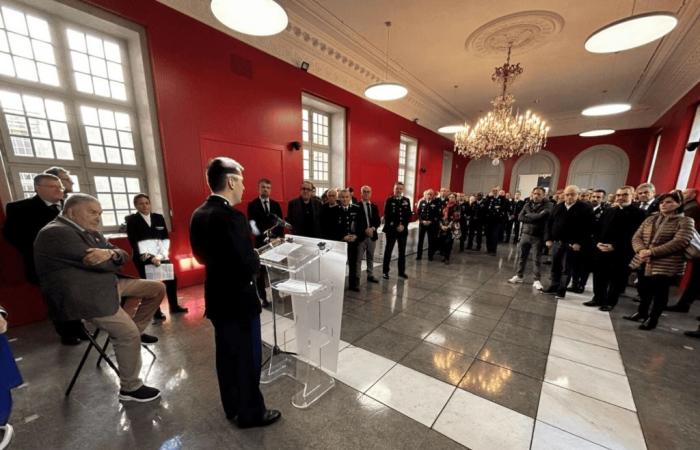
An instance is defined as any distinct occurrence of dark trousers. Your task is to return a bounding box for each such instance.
[416,223,436,259]
[347,243,359,288]
[467,220,482,250]
[516,234,544,280]
[512,220,521,243]
[572,245,593,289]
[485,221,501,253]
[53,319,86,339]
[592,252,629,307]
[503,220,514,242]
[383,231,407,275]
[637,274,673,320]
[211,315,266,423]
[549,242,579,294]
[676,260,700,307]
[459,220,468,251]
[440,234,454,260]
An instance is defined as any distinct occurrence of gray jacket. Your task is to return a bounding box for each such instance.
[34,216,130,321]
[518,199,552,238]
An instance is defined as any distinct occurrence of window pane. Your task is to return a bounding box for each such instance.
[33,138,53,158]
[0,31,8,52]
[118,130,133,148]
[54,141,73,160]
[45,99,65,121]
[8,33,32,58]
[6,114,28,135]
[74,71,93,93]
[113,193,128,209]
[66,29,86,52]
[101,211,116,227]
[94,175,110,192]
[93,76,110,97]
[50,121,69,140]
[125,178,140,193]
[103,40,121,62]
[105,146,121,164]
[85,126,102,144]
[14,56,38,81]
[81,107,135,166]
[110,176,125,192]
[122,149,136,165]
[110,81,126,100]
[22,95,45,117]
[27,117,50,137]
[37,62,58,86]
[19,171,37,194]
[97,193,113,209]
[0,52,15,76]
[69,175,80,192]
[114,112,130,130]
[80,105,99,125]
[2,7,28,35]
[102,128,118,146]
[89,55,107,77]
[70,50,89,72]
[88,145,105,163]
[26,15,51,42]
[86,34,104,57]
[32,39,54,63]
[11,136,32,156]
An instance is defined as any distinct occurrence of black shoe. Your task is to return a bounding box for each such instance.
[684,329,700,338]
[416,256,422,261]
[665,303,690,313]
[554,292,566,300]
[140,334,159,344]
[170,305,189,314]
[542,286,559,295]
[382,273,389,280]
[398,273,409,279]
[599,305,614,312]
[261,300,271,308]
[623,312,648,322]
[236,409,282,429]
[639,318,658,330]
[349,286,361,292]
[582,300,600,307]
[153,310,166,322]
[61,336,82,346]
[119,385,161,402]
[367,276,379,283]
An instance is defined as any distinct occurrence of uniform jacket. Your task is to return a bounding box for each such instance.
[34,216,129,321]
[332,204,364,243]
[417,198,439,223]
[630,213,694,277]
[190,195,261,321]
[382,196,412,234]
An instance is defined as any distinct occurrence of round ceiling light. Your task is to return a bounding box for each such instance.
[364,83,408,101]
[579,129,616,137]
[581,103,632,116]
[438,125,466,134]
[210,0,288,36]
[585,12,678,53]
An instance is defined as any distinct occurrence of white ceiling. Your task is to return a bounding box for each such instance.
[157,0,700,137]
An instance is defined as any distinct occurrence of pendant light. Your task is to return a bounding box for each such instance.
[585,1,677,54]
[579,129,616,137]
[210,0,288,37]
[364,21,408,101]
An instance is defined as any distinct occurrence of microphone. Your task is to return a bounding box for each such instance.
[272,214,294,230]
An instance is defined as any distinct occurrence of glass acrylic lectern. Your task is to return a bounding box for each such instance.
[257,235,346,408]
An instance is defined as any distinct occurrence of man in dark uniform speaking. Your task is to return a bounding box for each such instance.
[189,157,281,428]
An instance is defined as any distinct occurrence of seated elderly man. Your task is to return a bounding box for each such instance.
[34,194,165,402]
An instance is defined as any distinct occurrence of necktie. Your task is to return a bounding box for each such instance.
[49,204,60,214]
[263,200,269,215]
[365,202,371,227]
[641,202,647,210]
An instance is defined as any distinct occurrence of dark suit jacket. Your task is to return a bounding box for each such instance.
[286,197,322,238]
[34,217,129,320]
[125,212,170,278]
[3,195,61,284]
[190,195,261,321]
[247,197,284,248]
[597,205,646,261]
[545,201,594,245]
[357,201,381,241]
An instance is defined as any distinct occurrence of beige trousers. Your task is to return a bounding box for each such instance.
[88,278,165,391]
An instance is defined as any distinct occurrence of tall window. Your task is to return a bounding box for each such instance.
[400,135,418,204]
[0,1,146,230]
[398,141,407,183]
[302,107,330,194]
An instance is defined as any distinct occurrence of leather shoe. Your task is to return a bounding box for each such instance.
[170,305,189,314]
[582,300,600,307]
[639,318,658,330]
[598,305,614,312]
[367,276,379,283]
[684,329,700,338]
[542,286,558,295]
[382,273,389,280]
[665,303,690,313]
[61,336,82,346]
[623,312,647,322]
[153,310,166,322]
[235,409,282,428]
[349,286,361,292]
[140,334,159,344]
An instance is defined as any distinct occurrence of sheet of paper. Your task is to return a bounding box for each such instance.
[138,239,170,259]
[259,242,302,262]
[273,279,323,295]
[145,263,174,281]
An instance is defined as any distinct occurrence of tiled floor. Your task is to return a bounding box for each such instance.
[5,242,700,449]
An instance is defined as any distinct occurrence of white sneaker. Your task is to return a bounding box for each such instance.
[0,424,14,450]
[508,275,524,284]
[533,280,543,291]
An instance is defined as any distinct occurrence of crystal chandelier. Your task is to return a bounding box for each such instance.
[454,45,549,164]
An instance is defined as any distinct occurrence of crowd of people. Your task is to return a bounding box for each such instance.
[1,159,700,442]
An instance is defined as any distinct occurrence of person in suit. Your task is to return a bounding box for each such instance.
[356,185,381,283]
[34,194,164,402]
[247,179,284,307]
[511,191,526,243]
[415,189,438,260]
[2,172,86,345]
[382,181,413,279]
[467,193,484,251]
[286,181,322,238]
[333,189,362,291]
[126,193,188,321]
[543,185,594,299]
[583,187,645,311]
[189,157,281,428]
[635,183,659,216]
[570,188,608,293]
[320,188,340,240]
[482,187,508,255]
[0,305,22,450]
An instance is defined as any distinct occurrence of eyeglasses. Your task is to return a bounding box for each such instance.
[301,187,313,191]
[37,184,64,190]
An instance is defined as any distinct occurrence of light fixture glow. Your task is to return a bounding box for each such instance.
[364,83,408,101]
[581,103,631,116]
[585,12,677,53]
[438,125,467,134]
[579,129,616,137]
[210,0,288,37]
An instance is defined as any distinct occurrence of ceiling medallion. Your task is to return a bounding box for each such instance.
[454,44,549,165]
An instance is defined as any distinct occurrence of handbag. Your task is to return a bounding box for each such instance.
[684,227,700,259]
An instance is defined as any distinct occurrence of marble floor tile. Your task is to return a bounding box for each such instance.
[366,364,455,427]
[425,323,488,357]
[354,326,422,361]
[399,300,455,323]
[400,341,474,386]
[345,302,399,325]
[470,291,514,307]
[555,306,614,332]
[419,292,469,309]
[490,322,552,353]
[459,360,542,418]
[477,338,548,380]
[456,301,508,320]
[443,310,499,336]
[500,308,554,334]
[549,336,625,375]
[544,356,636,411]
[508,297,557,318]
[552,320,619,350]
[537,383,646,450]
[531,421,608,450]
[434,388,534,450]
[381,312,441,339]
[339,313,378,343]
[334,345,396,393]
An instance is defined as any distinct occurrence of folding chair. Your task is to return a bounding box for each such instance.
[64,323,120,396]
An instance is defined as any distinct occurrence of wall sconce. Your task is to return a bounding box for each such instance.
[420,167,427,174]
[300,61,310,71]
[288,141,302,151]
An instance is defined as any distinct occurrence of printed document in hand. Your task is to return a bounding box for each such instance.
[260,242,302,262]
[138,239,170,259]
[145,263,175,281]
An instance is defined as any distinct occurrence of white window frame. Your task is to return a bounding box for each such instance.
[301,93,345,194]
[400,134,418,205]
[647,133,661,183]
[675,105,700,190]
[302,107,331,191]
[0,0,166,233]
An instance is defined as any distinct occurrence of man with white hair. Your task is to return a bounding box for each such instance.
[34,193,165,402]
[543,185,594,299]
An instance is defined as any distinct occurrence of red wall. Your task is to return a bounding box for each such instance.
[0,0,451,325]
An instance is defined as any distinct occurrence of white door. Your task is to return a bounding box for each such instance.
[463,158,505,194]
[511,151,559,194]
[567,145,629,195]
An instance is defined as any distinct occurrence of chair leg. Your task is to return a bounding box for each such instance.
[141,344,157,360]
[65,330,97,397]
[96,336,111,369]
